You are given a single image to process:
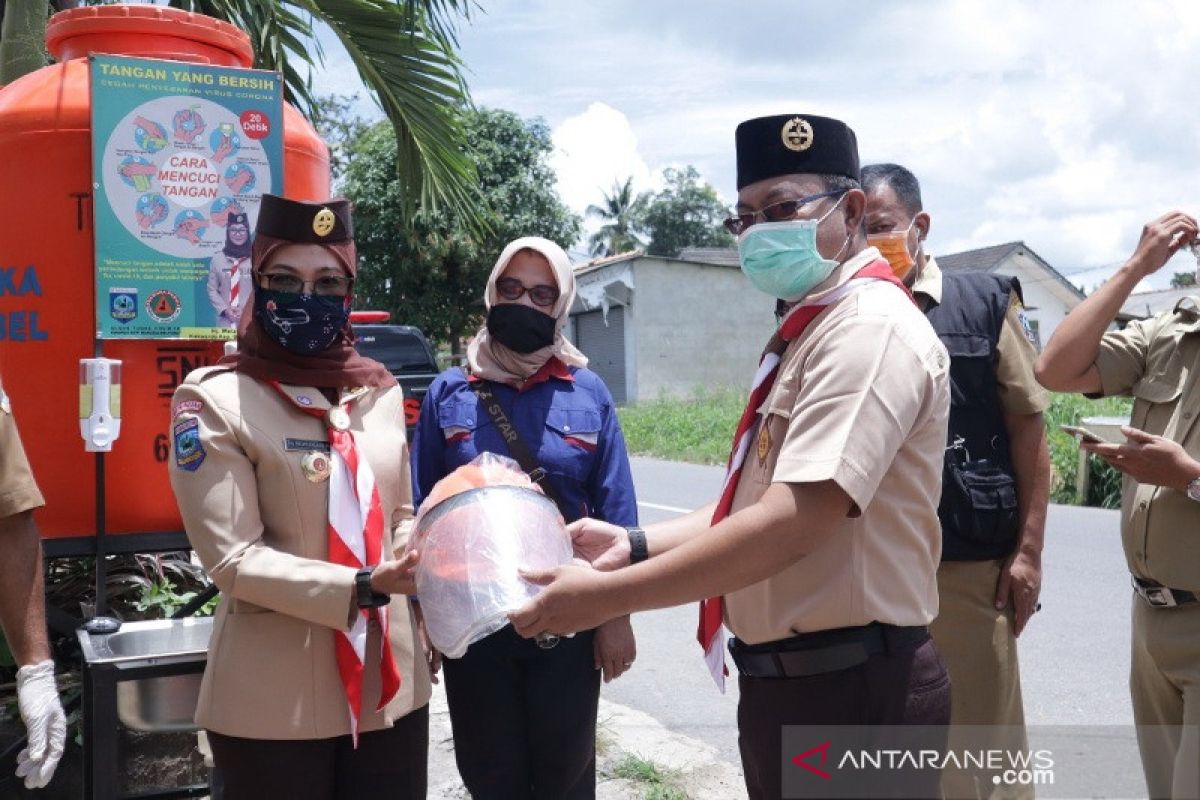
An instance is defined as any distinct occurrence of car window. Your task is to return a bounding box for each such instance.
[355,328,434,373]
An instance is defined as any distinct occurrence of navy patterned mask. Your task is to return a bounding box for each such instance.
[254,289,349,354]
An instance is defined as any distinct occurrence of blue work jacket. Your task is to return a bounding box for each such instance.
[411,360,638,526]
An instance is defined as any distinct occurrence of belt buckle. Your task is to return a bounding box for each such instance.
[1140,585,1178,608]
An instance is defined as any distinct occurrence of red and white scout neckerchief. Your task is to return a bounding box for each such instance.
[698,258,914,691]
[269,382,402,741]
[228,257,246,311]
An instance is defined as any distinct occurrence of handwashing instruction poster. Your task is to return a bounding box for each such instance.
[91,55,283,339]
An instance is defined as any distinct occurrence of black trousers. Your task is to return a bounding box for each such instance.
[206,704,428,800]
[738,636,951,800]
[442,625,600,799]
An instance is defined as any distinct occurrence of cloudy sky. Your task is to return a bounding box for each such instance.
[316,0,1200,291]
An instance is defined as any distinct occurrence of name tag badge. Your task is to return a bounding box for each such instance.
[285,438,330,453]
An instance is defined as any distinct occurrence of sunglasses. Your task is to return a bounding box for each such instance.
[495,276,560,308]
[723,189,847,236]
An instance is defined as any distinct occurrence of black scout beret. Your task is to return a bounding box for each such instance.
[227,212,249,227]
[255,194,353,243]
[735,114,860,190]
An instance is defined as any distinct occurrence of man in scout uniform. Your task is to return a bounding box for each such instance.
[1036,211,1200,799]
[0,372,66,789]
[511,114,952,799]
[863,163,1051,799]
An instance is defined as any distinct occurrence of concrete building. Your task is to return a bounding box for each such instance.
[566,241,1085,404]
[566,249,776,404]
[936,241,1085,347]
[1120,286,1200,321]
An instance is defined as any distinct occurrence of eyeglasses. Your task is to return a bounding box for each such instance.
[723,189,847,236]
[495,277,560,308]
[260,273,352,297]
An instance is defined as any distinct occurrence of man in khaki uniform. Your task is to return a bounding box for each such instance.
[0,372,66,789]
[511,114,952,800]
[864,163,1051,799]
[1037,211,1200,799]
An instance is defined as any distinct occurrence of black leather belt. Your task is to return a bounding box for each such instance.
[728,622,929,679]
[1133,577,1199,608]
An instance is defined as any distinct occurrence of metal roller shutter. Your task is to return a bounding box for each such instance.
[574,308,626,404]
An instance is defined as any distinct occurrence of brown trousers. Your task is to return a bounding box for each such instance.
[930,559,1030,800]
[737,635,951,800]
[1130,594,1200,800]
[206,704,428,800]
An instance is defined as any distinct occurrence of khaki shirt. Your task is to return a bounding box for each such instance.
[912,256,1049,415]
[723,248,951,644]
[169,367,430,739]
[0,373,45,518]
[1093,298,1200,590]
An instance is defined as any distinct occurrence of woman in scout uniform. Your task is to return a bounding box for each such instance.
[169,195,432,799]
[411,237,638,799]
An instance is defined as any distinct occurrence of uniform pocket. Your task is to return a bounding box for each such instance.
[543,407,602,478]
[1130,374,1183,431]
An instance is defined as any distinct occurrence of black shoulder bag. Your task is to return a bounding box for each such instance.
[467,378,564,508]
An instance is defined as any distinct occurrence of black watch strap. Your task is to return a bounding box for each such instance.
[355,567,391,609]
[627,526,649,564]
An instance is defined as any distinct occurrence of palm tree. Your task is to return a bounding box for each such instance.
[586,177,646,257]
[0,0,479,221]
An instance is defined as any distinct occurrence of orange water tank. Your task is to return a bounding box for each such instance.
[0,6,330,539]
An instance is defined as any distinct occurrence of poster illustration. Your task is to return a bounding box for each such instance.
[91,55,283,339]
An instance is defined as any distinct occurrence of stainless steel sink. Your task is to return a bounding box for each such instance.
[78,618,212,732]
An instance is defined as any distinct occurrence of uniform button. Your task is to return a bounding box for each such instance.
[1139,501,1148,511]
[563,425,571,432]
[466,419,473,425]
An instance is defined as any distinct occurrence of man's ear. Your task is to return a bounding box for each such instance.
[914,210,932,242]
[842,188,867,235]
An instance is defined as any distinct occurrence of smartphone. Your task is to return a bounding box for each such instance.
[1059,424,1110,444]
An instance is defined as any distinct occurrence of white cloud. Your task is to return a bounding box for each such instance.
[549,102,652,215]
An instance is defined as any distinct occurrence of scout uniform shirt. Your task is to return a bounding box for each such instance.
[723,248,951,644]
[1093,297,1200,591]
[168,367,431,739]
[912,256,1050,417]
[0,373,45,518]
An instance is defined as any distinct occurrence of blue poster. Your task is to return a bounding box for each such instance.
[91,55,284,339]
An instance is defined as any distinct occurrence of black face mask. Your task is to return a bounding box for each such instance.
[486,303,556,354]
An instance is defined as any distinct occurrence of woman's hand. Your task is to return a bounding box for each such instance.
[370,550,420,596]
[594,615,636,683]
[411,602,442,684]
[568,518,631,571]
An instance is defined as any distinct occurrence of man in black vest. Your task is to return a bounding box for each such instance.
[864,163,1052,799]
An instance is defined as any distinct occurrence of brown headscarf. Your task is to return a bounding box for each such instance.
[466,236,588,386]
[219,229,396,390]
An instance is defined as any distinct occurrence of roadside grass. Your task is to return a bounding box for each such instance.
[617,387,744,466]
[619,388,1133,508]
[606,753,690,800]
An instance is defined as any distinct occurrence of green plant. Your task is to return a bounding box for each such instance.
[1043,393,1132,507]
[608,753,689,800]
[617,386,745,465]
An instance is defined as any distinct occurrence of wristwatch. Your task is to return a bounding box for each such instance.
[626,526,649,564]
[355,567,391,609]
[1187,476,1200,503]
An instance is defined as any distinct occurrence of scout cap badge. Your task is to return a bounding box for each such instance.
[255,194,353,243]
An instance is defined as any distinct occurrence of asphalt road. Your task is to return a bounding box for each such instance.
[599,456,1146,796]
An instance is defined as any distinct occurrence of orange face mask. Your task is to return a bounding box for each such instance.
[868,221,919,279]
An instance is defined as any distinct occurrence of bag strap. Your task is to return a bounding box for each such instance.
[465,375,564,507]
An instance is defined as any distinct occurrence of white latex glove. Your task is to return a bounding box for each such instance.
[15,660,66,789]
